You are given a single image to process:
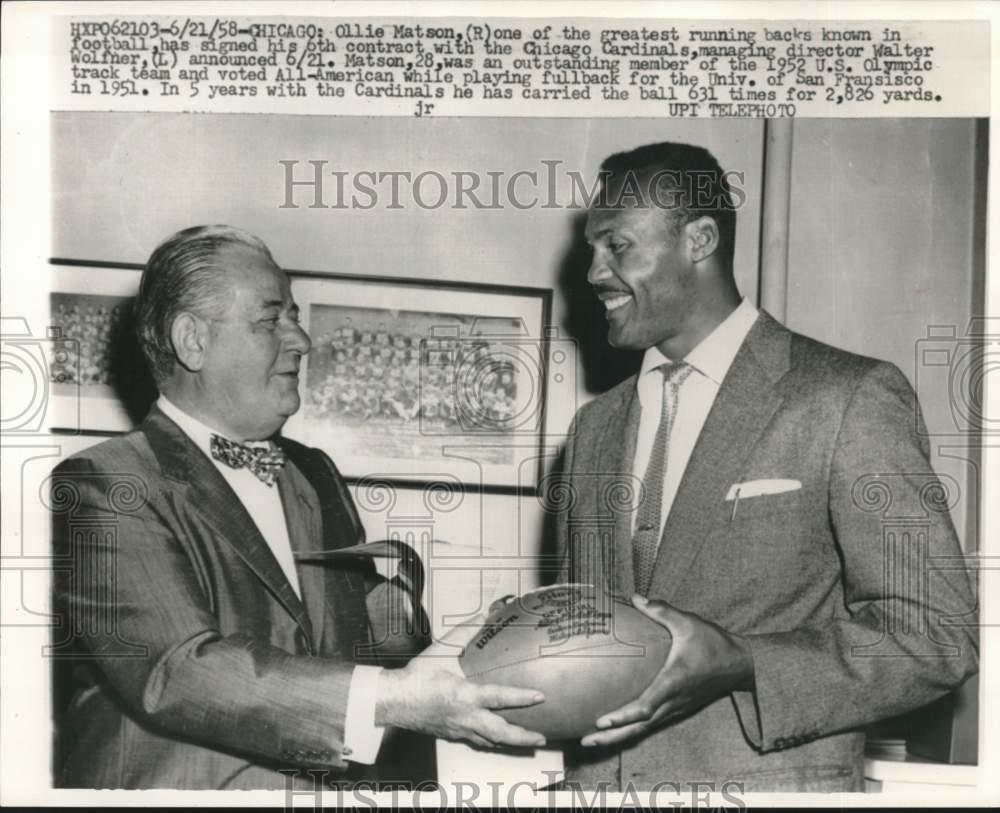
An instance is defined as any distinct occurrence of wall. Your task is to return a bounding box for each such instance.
[784,118,985,550]
[51,114,984,613]
[50,112,765,619]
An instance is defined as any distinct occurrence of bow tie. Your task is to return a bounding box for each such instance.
[210,434,286,486]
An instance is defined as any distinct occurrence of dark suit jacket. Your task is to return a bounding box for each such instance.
[555,311,979,792]
[50,405,421,789]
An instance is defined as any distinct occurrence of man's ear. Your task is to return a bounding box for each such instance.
[685,216,721,263]
[169,312,211,373]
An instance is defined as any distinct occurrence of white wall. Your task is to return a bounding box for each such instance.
[785,119,984,550]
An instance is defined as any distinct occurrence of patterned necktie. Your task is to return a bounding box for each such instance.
[210,434,287,487]
[632,361,693,595]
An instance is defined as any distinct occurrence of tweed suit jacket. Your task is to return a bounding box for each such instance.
[51,405,414,789]
[556,311,979,792]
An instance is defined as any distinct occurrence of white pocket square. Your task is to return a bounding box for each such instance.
[725,479,801,500]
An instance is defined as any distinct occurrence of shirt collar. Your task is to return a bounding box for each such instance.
[638,297,759,387]
[157,395,270,456]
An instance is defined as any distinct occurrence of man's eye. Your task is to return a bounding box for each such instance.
[610,241,628,254]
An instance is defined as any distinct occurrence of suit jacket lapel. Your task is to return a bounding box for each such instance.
[141,405,314,645]
[596,381,642,596]
[648,311,791,601]
[277,464,325,651]
[276,440,374,663]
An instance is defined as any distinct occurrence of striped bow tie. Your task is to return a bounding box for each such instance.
[210,434,286,487]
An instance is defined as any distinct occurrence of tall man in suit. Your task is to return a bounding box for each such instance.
[51,225,546,789]
[555,143,978,792]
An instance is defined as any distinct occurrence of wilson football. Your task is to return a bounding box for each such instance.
[458,583,672,740]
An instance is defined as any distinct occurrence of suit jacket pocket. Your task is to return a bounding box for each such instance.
[725,488,805,523]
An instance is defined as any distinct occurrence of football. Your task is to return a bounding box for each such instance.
[458,583,672,740]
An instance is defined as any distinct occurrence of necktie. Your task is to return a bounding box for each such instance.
[210,434,287,487]
[632,361,693,595]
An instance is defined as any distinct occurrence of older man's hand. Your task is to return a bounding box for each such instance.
[580,595,755,748]
[374,617,547,749]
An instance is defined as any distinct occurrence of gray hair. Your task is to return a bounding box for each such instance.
[135,225,273,383]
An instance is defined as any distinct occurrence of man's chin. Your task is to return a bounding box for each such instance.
[278,396,301,421]
[607,329,641,352]
[256,396,300,438]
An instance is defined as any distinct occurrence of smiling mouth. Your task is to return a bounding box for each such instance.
[598,293,633,313]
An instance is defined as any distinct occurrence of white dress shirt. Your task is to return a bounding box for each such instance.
[631,298,759,539]
[158,396,302,597]
[157,396,385,764]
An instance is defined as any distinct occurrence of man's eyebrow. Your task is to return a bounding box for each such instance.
[256,299,285,314]
[259,299,301,317]
[585,226,615,244]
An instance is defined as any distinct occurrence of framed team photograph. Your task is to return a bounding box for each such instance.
[47,262,152,433]
[284,271,553,493]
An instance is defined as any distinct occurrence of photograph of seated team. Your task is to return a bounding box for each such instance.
[47,112,983,794]
[48,290,524,432]
[307,315,518,428]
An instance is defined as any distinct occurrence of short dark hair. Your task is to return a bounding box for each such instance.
[135,225,272,383]
[598,142,737,264]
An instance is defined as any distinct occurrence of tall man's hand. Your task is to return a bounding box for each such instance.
[581,595,755,748]
[374,617,547,750]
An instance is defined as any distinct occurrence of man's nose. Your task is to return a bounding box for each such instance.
[587,250,613,286]
[285,321,312,355]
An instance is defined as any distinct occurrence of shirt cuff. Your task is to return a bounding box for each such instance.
[343,665,386,764]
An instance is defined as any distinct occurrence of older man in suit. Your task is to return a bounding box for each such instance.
[555,142,978,792]
[51,225,546,789]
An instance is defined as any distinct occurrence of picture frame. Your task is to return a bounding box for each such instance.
[47,261,152,434]
[284,270,555,494]
[46,261,558,493]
